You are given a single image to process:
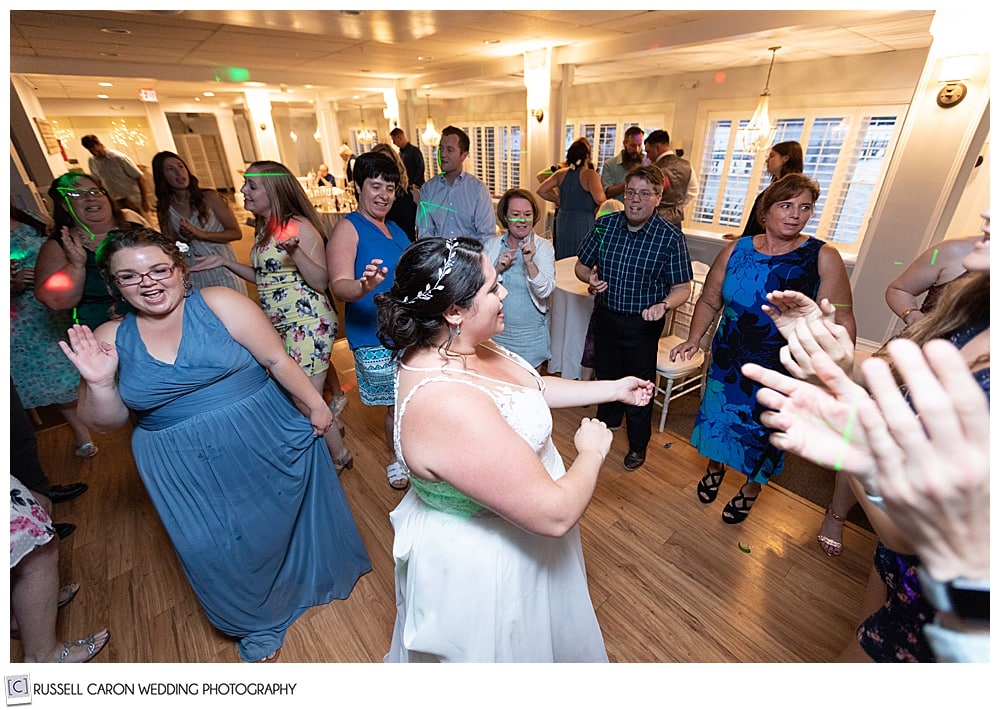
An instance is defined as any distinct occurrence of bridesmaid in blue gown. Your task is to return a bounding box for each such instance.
[60,227,371,662]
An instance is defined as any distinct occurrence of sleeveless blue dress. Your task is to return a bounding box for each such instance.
[691,236,824,483]
[115,290,371,661]
[554,168,598,260]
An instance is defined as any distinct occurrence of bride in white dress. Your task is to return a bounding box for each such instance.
[375,237,654,662]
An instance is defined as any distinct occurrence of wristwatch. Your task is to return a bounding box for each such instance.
[918,569,990,622]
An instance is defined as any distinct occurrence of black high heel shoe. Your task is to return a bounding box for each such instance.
[697,464,726,504]
[722,485,759,524]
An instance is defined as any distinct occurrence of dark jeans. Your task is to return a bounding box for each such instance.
[592,304,663,453]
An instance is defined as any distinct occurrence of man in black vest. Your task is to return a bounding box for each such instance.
[644,129,699,228]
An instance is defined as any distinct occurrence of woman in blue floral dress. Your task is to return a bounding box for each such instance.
[194,160,352,470]
[10,205,99,457]
[669,174,855,523]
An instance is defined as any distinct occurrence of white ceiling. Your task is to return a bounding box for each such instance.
[10,8,935,108]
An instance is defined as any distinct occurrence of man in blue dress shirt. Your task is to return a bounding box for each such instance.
[417,126,495,242]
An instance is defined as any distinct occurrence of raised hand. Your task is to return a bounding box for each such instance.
[858,339,990,580]
[762,289,824,340]
[61,226,87,268]
[741,350,877,487]
[359,258,388,293]
[59,324,118,386]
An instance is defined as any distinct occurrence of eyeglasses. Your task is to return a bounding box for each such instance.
[113,265,176,287]
[624,189,658,200]
[60,188,108,201]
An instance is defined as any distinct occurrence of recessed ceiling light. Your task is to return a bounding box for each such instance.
[483,39,500,45]
[98,82,113,87]
[194,97,201,102]
[97,94,110,99]
[417,56,433,61]
[203,91,215,97]
[100,27,130,35]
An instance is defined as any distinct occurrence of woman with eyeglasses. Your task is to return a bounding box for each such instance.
[484,188,555,371]
[35,173,149,331]
[59,227,371,662]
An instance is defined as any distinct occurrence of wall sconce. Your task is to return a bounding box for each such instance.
[936,55,975,109]
[530,108,544,123]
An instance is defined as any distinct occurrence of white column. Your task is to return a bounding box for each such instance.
[243,89,281,162]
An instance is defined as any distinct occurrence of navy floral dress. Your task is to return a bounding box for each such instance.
[691,236,823,483]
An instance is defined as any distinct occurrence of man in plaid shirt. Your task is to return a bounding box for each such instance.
[575,164,692,471]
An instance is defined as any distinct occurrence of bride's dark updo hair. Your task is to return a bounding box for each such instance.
[376,237,485,354]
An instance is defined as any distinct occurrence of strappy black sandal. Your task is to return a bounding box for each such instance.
[722,486,759,524]
[697,464,726,504]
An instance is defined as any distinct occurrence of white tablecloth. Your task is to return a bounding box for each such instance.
[548,257,594,380]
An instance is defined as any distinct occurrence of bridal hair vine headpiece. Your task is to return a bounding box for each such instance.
[175,241,190,254]
[402,238,458,304]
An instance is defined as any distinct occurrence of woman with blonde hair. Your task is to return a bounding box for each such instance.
[193,160,352,470]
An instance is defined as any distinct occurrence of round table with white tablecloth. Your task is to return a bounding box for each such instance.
[547,257,595,380]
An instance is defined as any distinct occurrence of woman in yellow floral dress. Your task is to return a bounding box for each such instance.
[193,160,352,470]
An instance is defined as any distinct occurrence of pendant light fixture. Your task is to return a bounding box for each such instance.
[736,46,780,153]
[357,105,376,145]
[421,94,441,148]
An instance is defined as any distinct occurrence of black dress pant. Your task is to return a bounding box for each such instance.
[11,378,50,495]
[592,304,664,453]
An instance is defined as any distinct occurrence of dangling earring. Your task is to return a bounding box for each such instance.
[455,325,462,336]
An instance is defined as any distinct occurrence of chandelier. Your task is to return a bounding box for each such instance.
[357,105,376,145]
[421,94,441,148]
[736,47,780,153]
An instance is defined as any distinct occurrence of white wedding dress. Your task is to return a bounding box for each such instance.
[385,343,608,662]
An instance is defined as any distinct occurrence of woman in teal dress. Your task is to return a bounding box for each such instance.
[195,160,352,470]
[11,204,99,456]
[670,174,855,523]
[61,227,370,662]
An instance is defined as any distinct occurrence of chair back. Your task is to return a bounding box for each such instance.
[663,260,710,341]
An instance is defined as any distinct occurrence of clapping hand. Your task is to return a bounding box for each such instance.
[858,339,990,580]
[59,324,119,387]
[763,291,854,380]
[741,351,877,492]
[60,226,87,268]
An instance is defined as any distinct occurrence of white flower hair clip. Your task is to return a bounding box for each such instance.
[175,241,190,254]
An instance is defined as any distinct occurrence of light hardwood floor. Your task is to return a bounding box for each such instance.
[12,340,878,664]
